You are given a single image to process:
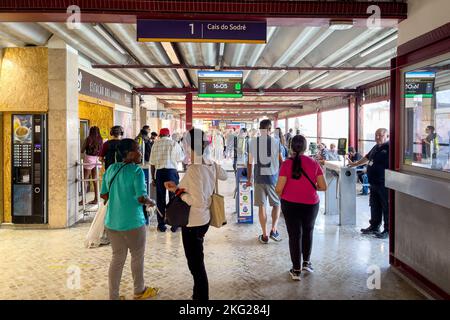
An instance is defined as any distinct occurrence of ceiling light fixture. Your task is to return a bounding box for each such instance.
[92,24,127,55]
[309,72,330,85]
[360,34,398,57]
[143,71,157,83]
[329,20,354,31]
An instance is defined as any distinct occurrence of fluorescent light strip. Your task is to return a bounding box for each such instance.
[360,34,398,57]
[92,24,127,55]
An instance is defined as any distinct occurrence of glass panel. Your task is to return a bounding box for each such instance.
[360,101,390,155]
[298,113,318,141]
[13,185,32,216]
[277,119,286,134]
[321,108,349,150]
[403,58,450,172]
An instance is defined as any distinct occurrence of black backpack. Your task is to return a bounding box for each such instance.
[104,140,122,170]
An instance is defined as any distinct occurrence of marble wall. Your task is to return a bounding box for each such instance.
[47,42,79,228]
[2,114,11,222]
[132,94,141,137]
[78,100,113,140]
[0,48,48,112]
[0,112,3,223]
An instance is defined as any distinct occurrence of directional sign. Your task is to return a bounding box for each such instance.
[137,19,267,44]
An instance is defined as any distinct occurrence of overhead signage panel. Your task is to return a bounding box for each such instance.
[405,71,435,98]
[137,19,267,44]
[198,71,243,98]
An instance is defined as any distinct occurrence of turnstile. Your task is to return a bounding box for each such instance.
[324,161,356,226]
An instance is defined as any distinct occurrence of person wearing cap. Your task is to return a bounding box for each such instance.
[150,128,185,232]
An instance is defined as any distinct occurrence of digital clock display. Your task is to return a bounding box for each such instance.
[198,71,243,98]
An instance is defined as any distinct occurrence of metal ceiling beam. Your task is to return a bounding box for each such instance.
[168,104,298,110]
[135,87,356,95]
[93,64,390,72]
[0,1,407,24]
[159,99,312,104]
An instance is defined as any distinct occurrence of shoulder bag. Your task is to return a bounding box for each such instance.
[210,162,227,228]
[164,189,190,228]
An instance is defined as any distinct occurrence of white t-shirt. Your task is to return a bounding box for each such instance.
[179,160,228,227]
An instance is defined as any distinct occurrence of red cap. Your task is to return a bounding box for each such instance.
[159,128,170,136]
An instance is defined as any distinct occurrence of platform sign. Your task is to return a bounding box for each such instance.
[198,71,243,98]
[137,20,266,44]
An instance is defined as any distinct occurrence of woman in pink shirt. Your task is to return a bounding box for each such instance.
[275,135,327,281]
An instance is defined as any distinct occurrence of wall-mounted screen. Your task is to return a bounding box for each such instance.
[198,71,243,98]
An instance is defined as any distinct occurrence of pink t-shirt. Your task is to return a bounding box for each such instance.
[279,156,323,205]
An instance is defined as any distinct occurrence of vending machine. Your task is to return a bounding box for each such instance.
[11,114,47,224]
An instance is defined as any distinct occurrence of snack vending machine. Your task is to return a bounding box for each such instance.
[11,114,47,224]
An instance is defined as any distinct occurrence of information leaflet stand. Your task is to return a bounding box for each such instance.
[236,167,253,223]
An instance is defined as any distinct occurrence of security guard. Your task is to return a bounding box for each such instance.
[349,128,389,239]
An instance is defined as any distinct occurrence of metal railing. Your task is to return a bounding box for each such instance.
[76,159,103,219]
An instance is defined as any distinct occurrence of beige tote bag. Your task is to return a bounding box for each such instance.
[210,162,226,228]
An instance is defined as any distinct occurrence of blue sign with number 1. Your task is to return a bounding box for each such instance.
[137,19,267,44]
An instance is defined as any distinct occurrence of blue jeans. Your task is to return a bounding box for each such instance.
[361,174,369,195]
[156,168,179,227]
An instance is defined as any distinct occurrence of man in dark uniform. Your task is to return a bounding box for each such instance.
[349,128,389,239]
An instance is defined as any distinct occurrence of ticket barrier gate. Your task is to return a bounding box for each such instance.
[324,161,356,226]
[235,167,253,223]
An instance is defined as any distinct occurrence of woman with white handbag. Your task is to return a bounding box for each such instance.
[165,128,227,301]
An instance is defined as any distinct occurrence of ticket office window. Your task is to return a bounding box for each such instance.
[402,53,450,176]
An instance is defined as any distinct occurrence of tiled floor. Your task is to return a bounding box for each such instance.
[0,160,425,300]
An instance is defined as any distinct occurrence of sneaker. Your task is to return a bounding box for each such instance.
[170,226,178,233]
[289,269,301,281]
[269,230,282,242]
[258,235,269,244]
[157,225,167,232]
[375,230,389,239]
[302,261,314,273]
[133,286,159,300]
[360,226,380,234]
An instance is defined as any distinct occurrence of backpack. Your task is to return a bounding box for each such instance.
[104,140,122,170]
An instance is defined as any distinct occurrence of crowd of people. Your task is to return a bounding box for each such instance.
[80,121,390,300]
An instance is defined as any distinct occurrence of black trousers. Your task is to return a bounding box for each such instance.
[369,184,389,231]
[182,223,210,300]
[281,200,320,270]
[155,168,179,227]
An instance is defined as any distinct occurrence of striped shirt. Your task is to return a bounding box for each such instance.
[149,137,184,170]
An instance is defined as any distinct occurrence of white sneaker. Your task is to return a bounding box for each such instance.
[302,261,314,273]
[289,269,301,281]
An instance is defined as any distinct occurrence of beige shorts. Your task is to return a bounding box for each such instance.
[254,183,280,207]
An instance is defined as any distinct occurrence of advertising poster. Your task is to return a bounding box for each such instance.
[238,182,252,218]
[13,115,33,144]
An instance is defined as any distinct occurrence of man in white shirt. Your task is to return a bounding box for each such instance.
[150,128,184,232]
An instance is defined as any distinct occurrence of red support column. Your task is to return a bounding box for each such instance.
[349,95,357,148]
[317,109,322,143]
[185,93,193,130]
